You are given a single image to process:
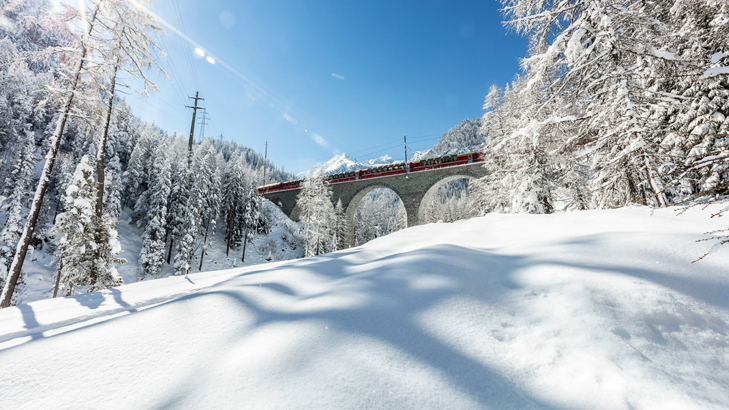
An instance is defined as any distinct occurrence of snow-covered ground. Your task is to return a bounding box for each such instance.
[1,205,728,409]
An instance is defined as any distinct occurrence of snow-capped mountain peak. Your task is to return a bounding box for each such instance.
[299,153,402,177]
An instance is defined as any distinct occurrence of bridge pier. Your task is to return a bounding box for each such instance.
[262,162,488,248]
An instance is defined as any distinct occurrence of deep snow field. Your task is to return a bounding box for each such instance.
[1,205,728,410]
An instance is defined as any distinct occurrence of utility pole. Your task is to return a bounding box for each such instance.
[404,135,408,173]
[185,91,204,165]
[262,141,268,185]
[198,109,209,143]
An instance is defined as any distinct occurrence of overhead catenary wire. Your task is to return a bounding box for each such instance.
[345,133,443,157]
[352,135,442,160]
[276,132,450,172]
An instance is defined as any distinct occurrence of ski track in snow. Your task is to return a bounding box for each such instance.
[1,205,728,409]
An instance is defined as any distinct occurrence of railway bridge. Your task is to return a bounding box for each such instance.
[261,158,488,247]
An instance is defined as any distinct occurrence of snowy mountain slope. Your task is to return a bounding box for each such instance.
[1,205,728,409]
[298,153,401,177]
[301,118,485,178]
[411,118,485,162]
[299,117,484,178]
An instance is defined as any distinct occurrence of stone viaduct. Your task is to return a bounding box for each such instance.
[262,162,488,247]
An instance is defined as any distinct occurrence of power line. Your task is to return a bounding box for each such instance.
[171,0,201,91]
[345,133,443,156]
[158,36,190,107]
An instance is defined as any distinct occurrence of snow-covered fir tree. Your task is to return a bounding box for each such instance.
[138,141,171,280]
[297,176,334,257]
[240,181,262,262]
[333,199,347,251]
[223,152,247,255]
[52,156,124,296]
[0,134,36,271]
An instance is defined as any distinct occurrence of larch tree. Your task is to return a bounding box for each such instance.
[0,0,99,307]
[89,0,163,218]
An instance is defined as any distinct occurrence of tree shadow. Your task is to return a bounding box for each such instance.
[145,245,556,409]
[5,238,726,409]
[17,303,43,341]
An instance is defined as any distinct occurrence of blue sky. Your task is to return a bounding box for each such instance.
[126,0,527,174]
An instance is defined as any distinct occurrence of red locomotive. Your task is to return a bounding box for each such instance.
[258,151,485,194]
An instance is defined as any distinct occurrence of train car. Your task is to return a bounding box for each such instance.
[257,151,484,194]
[360,163,407,180]
[258,179,304,194]
[326,171,359,185]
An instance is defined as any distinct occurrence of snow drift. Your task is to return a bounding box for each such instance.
[0,205,727,409]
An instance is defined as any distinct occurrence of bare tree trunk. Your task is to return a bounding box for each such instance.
[53,197,61,224]
[198,218,210,271]
[644,154,666,207]
[96,65,119,218]
[241,228,248,262]
[167,237,174,264]
[52,258,63,298]
[0,7,99,308]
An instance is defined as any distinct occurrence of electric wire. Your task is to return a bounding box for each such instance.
[158,36,190,107]
[171,0,201,91]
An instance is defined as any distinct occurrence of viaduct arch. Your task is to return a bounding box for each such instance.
[262,162,488,247]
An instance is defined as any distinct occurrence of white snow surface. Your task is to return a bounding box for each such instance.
[1,205,728,409]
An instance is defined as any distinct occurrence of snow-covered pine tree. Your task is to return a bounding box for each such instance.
[0,133,36,272]
[173,143,217,275]
[333,199,348,251]
[165,137,191,264]
[123,122,156,215]
[0,41,38,198]
[298,176,334,256]
[223,152,246,255]
[197,149,222,270]
[52,156,124,296]
[138,140,171,280]
[241,181,262,262]
[103,155,123,219]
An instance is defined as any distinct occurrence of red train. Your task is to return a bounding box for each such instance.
[258,152,485,194]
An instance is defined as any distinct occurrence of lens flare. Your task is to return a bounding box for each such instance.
[206,56,216,64]
[194,48,205,57]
